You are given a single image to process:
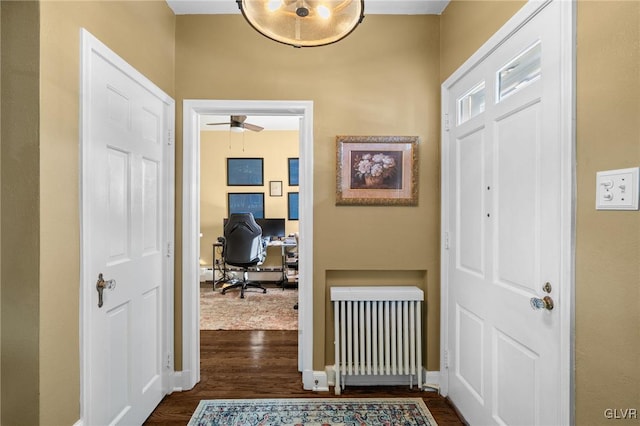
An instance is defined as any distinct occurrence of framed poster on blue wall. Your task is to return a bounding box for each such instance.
[228,192,265,219]
[227,158,264,186]
[288,158,299,186]
[288,192,299,221]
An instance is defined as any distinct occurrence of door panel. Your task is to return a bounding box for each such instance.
[495,103,540,292]
[455,304,485,403]
[456,128,486,277]
[82,30,173,425]
[139,287,160,390]
[107,303,131,420]
[142,158,161,254]
[493,330,538,425]
[107,147,131,263]
[443,2,569,424]
[94,51,165,421]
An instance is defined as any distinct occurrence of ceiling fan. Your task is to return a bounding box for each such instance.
[206,115,264,132]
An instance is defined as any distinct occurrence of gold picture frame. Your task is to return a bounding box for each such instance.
[336,135,419,206]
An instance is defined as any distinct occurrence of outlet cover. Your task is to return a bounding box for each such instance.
[596,167,639,210]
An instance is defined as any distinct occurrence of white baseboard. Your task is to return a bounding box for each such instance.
[170,369,197,393]
[424,370,440,392]
[302,369,329,391]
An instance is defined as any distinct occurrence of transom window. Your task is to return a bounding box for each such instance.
[457,81,486,125]
[497,41,542,101]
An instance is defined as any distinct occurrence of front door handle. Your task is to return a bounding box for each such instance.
[530,295,554,311]
[96,273,116,308]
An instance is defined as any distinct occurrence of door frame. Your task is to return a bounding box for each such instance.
[181,99,314,390]
[79,28,175,422]
[439,1,575,423]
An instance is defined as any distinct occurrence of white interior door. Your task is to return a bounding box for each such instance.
[441,2,574,425]
[80,30,175,425]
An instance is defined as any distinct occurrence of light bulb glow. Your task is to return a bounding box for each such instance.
[267,0,282,12]
[238,0,364,48]
[316,5,331,19]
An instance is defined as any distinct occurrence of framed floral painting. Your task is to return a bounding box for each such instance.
[336,135,419,206]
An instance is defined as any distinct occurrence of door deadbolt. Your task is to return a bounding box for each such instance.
[542,282,552,293]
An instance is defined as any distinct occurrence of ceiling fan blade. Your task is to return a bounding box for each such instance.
[206,122,231,126]
[243,122,264,132]
[230,115,247,123]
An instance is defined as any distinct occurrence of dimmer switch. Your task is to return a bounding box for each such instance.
[596,167,639,210]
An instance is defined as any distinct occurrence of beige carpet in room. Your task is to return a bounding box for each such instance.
[199,283,298,330]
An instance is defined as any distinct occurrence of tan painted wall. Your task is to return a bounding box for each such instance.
[200,130,299,267]
[440,0,526,81]
[440,0,640,422]
[0,1,3,418]
[175,15,442,371]
[2,1,175,424]
[1,3,40,425]
[575,1,640,422]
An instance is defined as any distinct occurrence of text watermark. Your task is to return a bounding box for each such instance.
[604,408,638,420]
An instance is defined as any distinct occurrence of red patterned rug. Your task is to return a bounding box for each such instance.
[200,283,298,330]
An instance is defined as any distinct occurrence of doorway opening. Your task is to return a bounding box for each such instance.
[199,114,300,332]
[181,100,315,391]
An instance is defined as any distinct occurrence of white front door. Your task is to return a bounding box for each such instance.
[80,30,175,425]
[441,2,574,425]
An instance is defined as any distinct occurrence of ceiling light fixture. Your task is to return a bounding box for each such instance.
[236,0,365,48]
[230,123,245,133]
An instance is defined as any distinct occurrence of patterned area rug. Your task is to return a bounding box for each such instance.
[200,284,298,330]
[188,398,438,426]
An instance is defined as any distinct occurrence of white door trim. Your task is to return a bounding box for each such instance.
[439,1,575,423]
[181,99,314,390]
[79,28,175,422]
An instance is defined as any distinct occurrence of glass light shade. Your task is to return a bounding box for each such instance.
[237,0,365,48]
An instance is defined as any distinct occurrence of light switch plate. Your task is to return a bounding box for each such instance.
[595,167,639,210]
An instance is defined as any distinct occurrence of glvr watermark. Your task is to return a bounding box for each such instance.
[604,408,638,420]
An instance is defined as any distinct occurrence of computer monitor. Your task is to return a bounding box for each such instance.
[256,218,286,239]
[223,217,286,239]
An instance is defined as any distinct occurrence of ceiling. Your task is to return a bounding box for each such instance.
[166,0,450,15]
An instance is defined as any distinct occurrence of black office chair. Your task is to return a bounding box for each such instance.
[220,213,267,298]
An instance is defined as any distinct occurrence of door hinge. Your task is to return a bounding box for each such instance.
[166,242,173,258]
[167,129,174,146]
[443,113,450,132]
[444,349,449,369]
[444,231,450,250]
[166,352,173,369]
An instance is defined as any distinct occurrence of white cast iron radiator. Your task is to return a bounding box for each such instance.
[331,286,424,395]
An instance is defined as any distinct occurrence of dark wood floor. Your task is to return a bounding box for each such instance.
[144,330,464,425]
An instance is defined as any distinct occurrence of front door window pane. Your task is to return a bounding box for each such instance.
[498,41,542,101]
[457,82,486,125]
